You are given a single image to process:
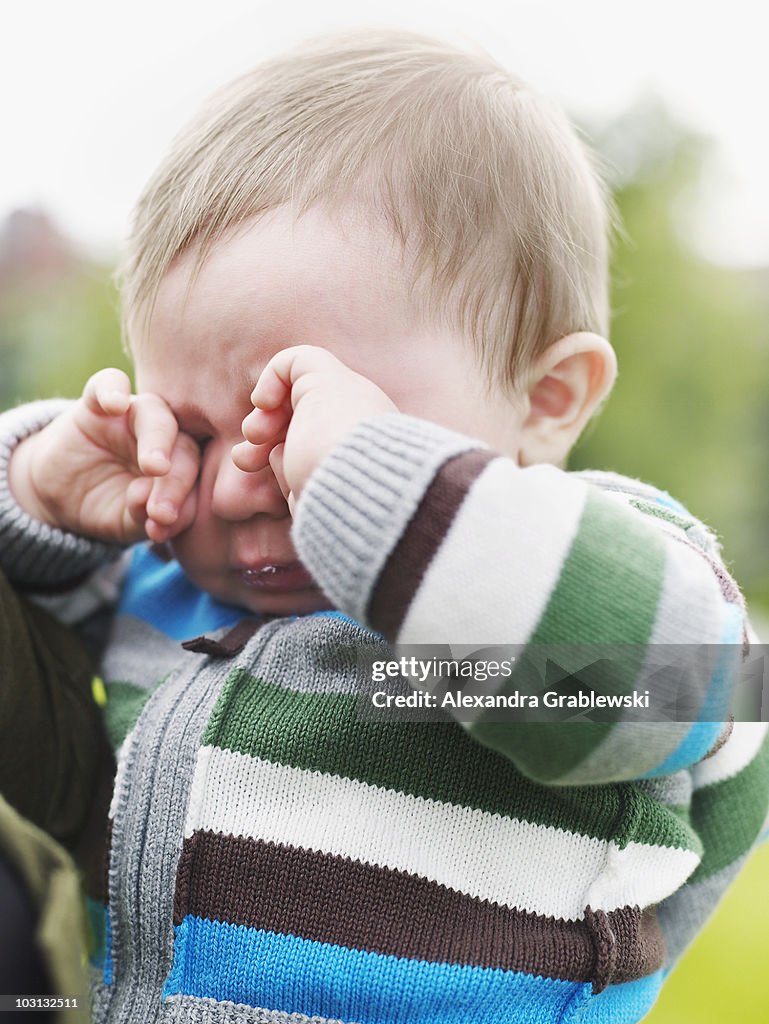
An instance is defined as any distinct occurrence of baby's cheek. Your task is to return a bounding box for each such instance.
[170,484,223,566]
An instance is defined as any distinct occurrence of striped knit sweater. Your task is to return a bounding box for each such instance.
[1,403,768,1024]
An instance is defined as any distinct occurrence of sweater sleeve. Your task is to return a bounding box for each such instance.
[292,413,748,786]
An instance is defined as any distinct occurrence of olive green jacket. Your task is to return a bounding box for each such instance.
[0,568,113,1023]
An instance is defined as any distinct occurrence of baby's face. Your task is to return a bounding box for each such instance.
[133,203,527,615]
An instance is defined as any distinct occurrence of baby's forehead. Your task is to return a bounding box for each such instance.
[136,206,431,357]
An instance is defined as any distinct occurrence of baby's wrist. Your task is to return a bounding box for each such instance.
[7,433,59,528]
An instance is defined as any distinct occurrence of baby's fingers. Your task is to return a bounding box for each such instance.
[240,405,288,446]
[82,368,133,416]
[126,476,153,527]
[130,393,180,475]
[145,432,200,539]
[268,442,291,505]
[250,344,343,410]
[231,438,272,473]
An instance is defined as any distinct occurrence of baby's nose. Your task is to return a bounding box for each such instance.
[210,454,288,521]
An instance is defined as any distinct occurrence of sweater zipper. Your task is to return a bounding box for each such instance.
[99,657,230,1023]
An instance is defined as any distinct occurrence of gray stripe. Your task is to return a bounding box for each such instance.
[101,614,198,689]
[559,722,686,786]
[636,771,693,807]
[30,553,128,625]
[293,413,483,623]
[657,856,746,965]
[101,652,236,1024]
[159,995,354,1024]
[101,606,389,698]
[241,614,389,695]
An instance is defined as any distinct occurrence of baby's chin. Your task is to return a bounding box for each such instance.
[186,568,335,618]
[235,584,336,618]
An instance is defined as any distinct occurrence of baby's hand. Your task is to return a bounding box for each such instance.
[233,345,397,516]
[8,368,200,545]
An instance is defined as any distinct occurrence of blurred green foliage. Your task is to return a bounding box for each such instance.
[571,100,769,612]
[0,262,129,405]
[0,98,767,1023]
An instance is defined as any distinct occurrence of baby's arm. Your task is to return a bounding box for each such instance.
[242,346,747,785]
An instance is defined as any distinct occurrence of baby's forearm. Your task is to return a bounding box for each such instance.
[7,430,57,525]
[293,413,745,785]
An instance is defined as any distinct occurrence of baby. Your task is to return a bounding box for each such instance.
[1,29,767,1024]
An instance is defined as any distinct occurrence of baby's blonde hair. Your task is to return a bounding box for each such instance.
[120,29,611,390]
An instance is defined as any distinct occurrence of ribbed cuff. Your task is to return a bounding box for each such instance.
[292,413,486,622]
[0,400,122,586]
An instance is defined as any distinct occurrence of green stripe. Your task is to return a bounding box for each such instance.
[472,487,666,782]
[628,499,696,533]
[530,487,665,645]
[104,680,155,749]
[85,897,106,961]
[688,734,769,883]
[201,669,697,851]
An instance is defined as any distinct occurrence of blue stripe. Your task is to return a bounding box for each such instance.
[163,916,585,1023]
[103,906,113,986]
[118,544,246,639]
[580,970,663,1023]
[652,491,691,516]
[643,603,743,778]
[163,916,662,1024]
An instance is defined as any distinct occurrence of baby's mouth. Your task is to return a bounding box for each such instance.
[239,561,318,592]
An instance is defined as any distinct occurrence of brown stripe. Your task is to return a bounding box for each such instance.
[703,551,749,656]
[368,449,497,638]
[181,618,262,658]
[174,830,665,990]
[702,717,735,761]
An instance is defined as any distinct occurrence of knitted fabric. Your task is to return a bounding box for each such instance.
[1,403,767,1024]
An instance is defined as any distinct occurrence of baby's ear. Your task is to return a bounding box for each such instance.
[517,332,616,466]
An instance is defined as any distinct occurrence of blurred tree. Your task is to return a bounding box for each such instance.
[0,209,127,409]
[572,99,769,608]
[0,268,128,407]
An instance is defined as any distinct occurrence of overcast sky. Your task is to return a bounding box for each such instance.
[3,0,767,265]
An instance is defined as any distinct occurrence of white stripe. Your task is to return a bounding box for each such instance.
[645,525,728,646]
[185,745,700,921]
[693,722,769,789]
[397,461,588,646]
